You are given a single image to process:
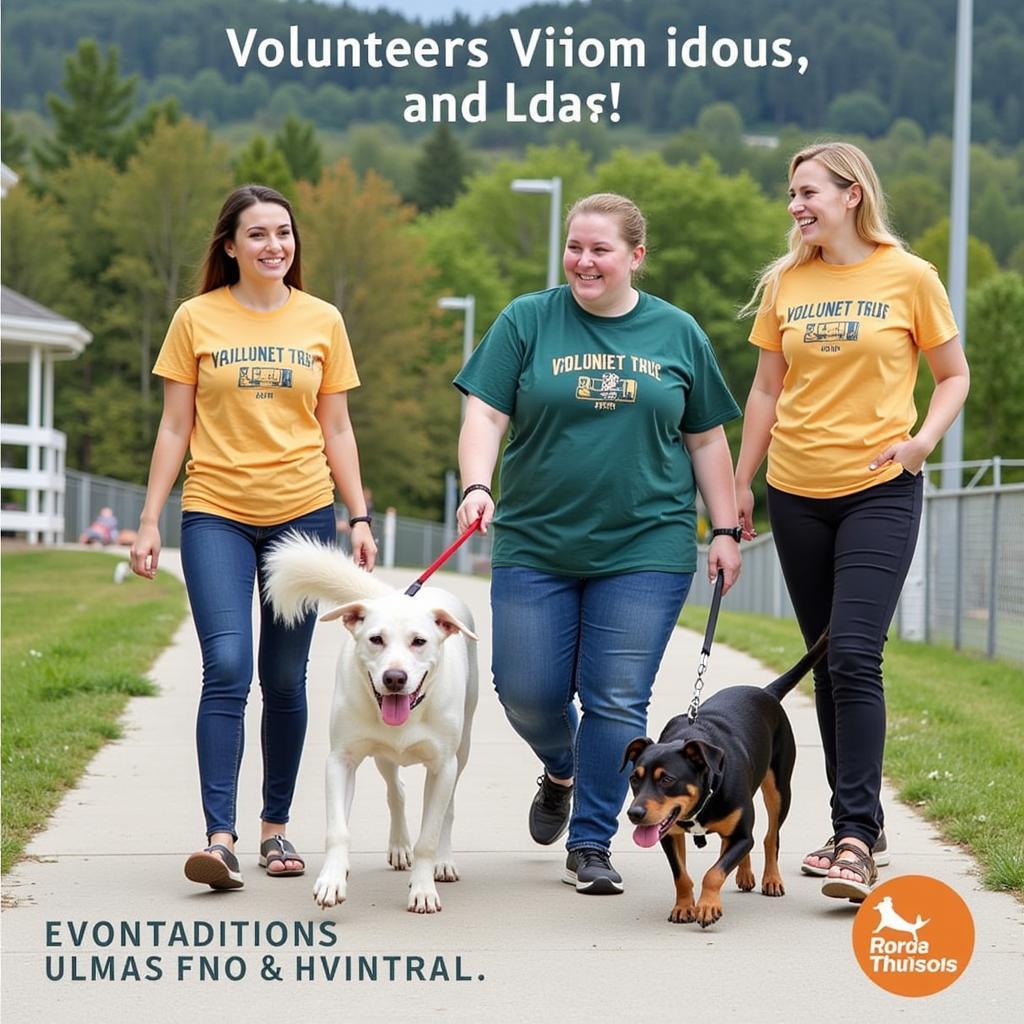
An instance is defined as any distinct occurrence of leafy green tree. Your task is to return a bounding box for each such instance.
[298,160,457,517]
[963,273,1024,460]
[345,123,418,198]
[1,112,28,172]
[103,118,231,459]
[34,40,136,172]
[411,124,470,213]
[274,114,322,185]
[887,174,946,244]
[826,91,891,137]
[0,188,72,310]
[116,97,181,166]
[912,220,1000,289]
[233,136,294,194]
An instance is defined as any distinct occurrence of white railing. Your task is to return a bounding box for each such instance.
[0,422,67,543]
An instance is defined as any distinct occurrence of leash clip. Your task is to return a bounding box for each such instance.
[685,570,725,724]
[686,651,709,724]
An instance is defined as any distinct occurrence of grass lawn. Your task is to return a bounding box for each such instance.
[1,549,186,873]
[678,605,1024,898]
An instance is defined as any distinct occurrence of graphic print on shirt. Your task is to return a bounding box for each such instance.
[786,298,891,353]
[209,344,320,397]
[239,366,294,388]
[551,352,663,412]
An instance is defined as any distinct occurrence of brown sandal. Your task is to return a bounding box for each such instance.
[820,841,877,902]
[802,832,890,876]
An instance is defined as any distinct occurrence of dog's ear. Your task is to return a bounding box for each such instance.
[320,601,366,632]
[620,736,653,772]
[681,740,725,776]
[432,608,478,642]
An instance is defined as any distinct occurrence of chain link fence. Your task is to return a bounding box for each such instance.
[685,484,1024,664]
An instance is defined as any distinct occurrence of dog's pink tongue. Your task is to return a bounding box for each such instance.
[381,694,411,727]
[633,824,661,848]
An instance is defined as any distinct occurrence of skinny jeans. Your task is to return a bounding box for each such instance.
[180,504,336,840]
[767,470,923,848]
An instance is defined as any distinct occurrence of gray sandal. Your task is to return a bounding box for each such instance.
[259,834,305,877]
[184,844,244,890]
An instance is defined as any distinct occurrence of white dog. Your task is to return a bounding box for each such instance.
[264,535,478,914]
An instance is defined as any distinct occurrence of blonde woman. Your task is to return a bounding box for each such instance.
[735,143,969,901]
[456,193,742,895]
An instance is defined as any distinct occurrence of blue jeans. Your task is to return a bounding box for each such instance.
[490,567,693,852]
[180,504,336,840]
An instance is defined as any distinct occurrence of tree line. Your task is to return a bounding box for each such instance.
[4,0,1023,144]
[2,40,1022,520]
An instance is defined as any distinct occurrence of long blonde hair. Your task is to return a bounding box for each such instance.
[740,141,903,316]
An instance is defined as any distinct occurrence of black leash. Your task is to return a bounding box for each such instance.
[685,569,725,724]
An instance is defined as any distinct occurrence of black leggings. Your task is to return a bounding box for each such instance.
[767,470,923,849]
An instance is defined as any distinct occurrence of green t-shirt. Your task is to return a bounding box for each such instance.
[454,286,740,576]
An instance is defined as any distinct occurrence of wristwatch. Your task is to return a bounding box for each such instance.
[711,526,743,542]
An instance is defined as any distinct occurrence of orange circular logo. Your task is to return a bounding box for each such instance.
[852,875,974,996]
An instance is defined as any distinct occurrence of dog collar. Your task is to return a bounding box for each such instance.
[678,786,715,848]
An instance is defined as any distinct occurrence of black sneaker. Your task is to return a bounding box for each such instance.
[562,848,624,895]
[529,774,573,845]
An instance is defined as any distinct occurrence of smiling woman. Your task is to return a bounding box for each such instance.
[453,190,743,896]
[128,183,378,891]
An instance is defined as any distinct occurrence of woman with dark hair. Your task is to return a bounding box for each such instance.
[131,184,376,890]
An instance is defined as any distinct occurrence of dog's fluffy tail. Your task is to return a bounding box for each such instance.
[763,628,829,702]
[262,532,394,625]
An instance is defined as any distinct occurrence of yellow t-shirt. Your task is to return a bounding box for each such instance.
[750,244,958,498]
[153,286,360,524]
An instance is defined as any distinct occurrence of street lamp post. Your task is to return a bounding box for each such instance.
[940,0,973,490]
[438,295,477,572]
[510,177,563,289]
[437,295,476,422]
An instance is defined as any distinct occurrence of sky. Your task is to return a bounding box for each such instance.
[327,0,570,23]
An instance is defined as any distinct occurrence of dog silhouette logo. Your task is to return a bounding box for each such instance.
[852,875,974,997]
[872,896,930,941]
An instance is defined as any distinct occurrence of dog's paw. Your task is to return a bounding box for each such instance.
[407,882,443,914]
[311,876,348,909]
[434,859,459,882]
[313,869,348,909]
[736,866,757,891]
[668,902,696,924]
[761,873,786,897]
[387,844,412,871]
[693,897,723,928]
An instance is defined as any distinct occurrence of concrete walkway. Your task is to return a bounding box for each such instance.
[2,557,1021,1023]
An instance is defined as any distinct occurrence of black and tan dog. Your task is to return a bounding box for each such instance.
[621,632,828,927]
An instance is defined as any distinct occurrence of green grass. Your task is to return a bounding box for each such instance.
[1,550,186,872]
[678,606,1024,898]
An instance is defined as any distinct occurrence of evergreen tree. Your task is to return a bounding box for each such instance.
[233,135,294,195]
[412,124,470,213]
[34,40,136,172]
[274,114,322,184]
[1,112,28,173]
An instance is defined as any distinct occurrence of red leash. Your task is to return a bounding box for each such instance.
[404,517,483,596]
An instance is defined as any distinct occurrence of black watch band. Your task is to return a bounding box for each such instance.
[349,515,373,528]
[711,526,742,543]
